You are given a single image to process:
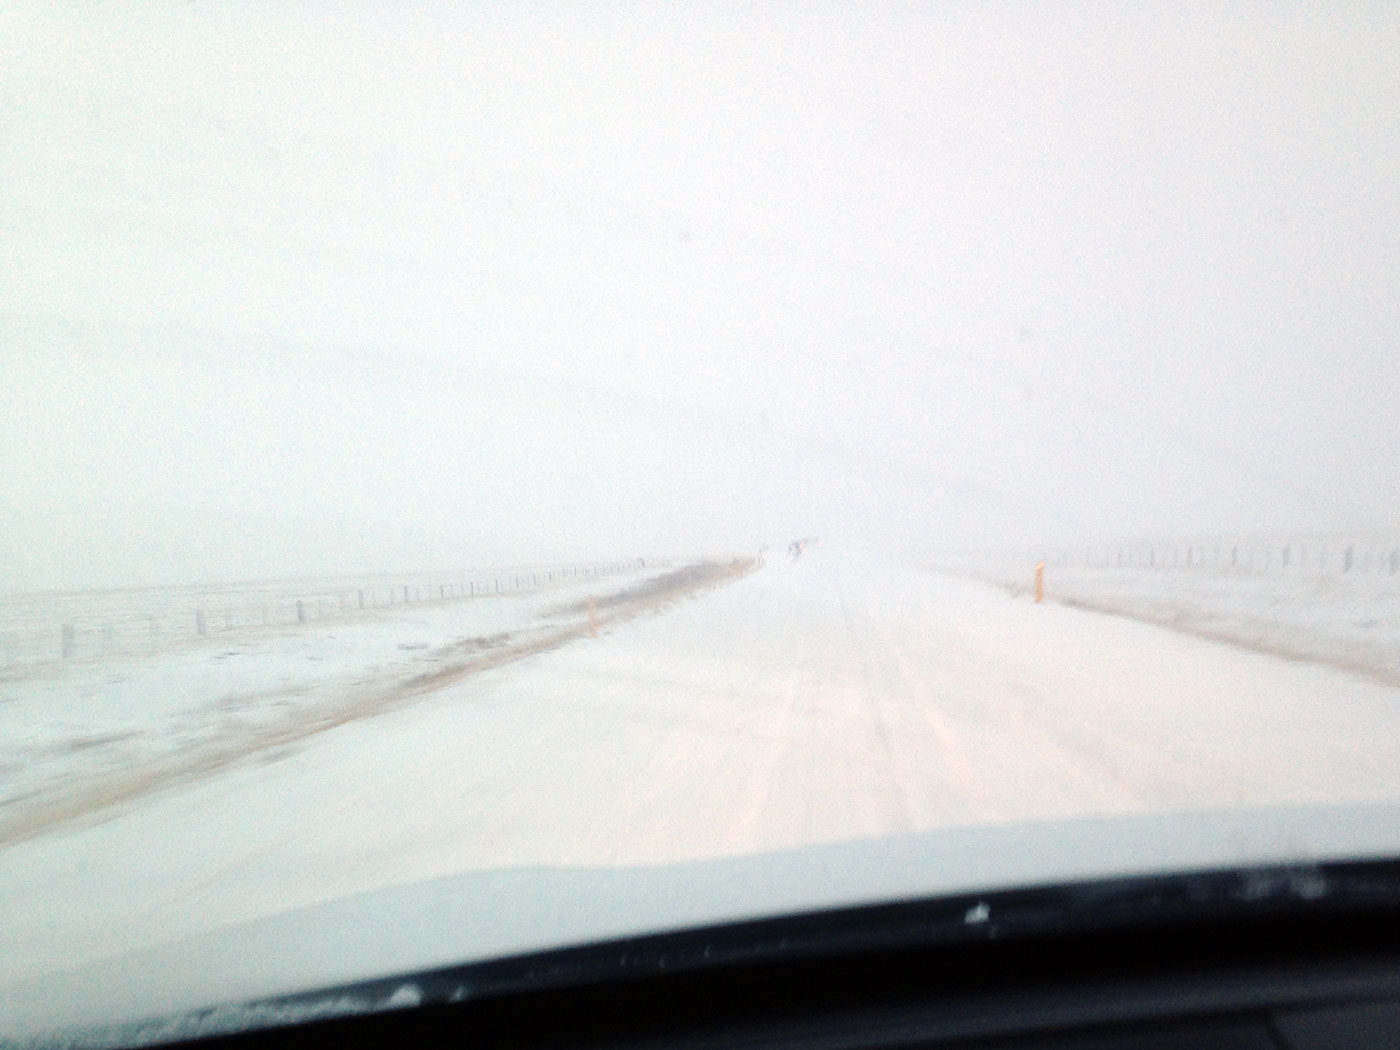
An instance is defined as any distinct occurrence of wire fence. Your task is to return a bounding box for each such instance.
[1025,540,1400,576]
[938,537,1400,585]
[0,559,652,675]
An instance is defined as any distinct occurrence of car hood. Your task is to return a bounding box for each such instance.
[6,800,1400,1045]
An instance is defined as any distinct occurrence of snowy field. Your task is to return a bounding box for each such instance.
[934,535,1400,687]
[0,561,650,676]
[0,562,673,843]
[4,545,1400,1036]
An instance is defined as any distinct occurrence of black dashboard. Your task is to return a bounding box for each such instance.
[150,861,1400,1050]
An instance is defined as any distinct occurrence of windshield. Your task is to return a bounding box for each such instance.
[4,2,1400,1042]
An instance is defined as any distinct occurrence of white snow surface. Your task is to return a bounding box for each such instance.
[0,566,660,821]
[4,546,1400,1038]
[937,538,1400,686]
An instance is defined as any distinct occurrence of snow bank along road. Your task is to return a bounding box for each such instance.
[936,544,1400,690]
[0,560,751,846]
[3,546,1400,992]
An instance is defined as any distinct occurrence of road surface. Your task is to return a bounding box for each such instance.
[3,545,1400,995]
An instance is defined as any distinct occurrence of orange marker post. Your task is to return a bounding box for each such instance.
[1034,562,1045,604]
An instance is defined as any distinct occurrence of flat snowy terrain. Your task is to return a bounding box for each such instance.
[941,541,1400,687]
[4,545,1400,1031]
[0,563,664,840]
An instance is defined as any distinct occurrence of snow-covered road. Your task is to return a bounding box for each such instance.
[4,545,1400,999]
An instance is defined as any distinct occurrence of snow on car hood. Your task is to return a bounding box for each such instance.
[5,800,1400,1045]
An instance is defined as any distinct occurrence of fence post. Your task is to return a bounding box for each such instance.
[296,600,306,623]
[1345,545,1354,572]
[61,623,76,659]
[358,590,365,610]
[196,609,207,636]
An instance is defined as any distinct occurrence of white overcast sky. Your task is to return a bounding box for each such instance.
[3,4,1399,590]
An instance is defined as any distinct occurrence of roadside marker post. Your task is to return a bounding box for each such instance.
[1035,562,1045,604]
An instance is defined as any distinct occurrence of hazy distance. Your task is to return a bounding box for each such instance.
[4,4,1398,592]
